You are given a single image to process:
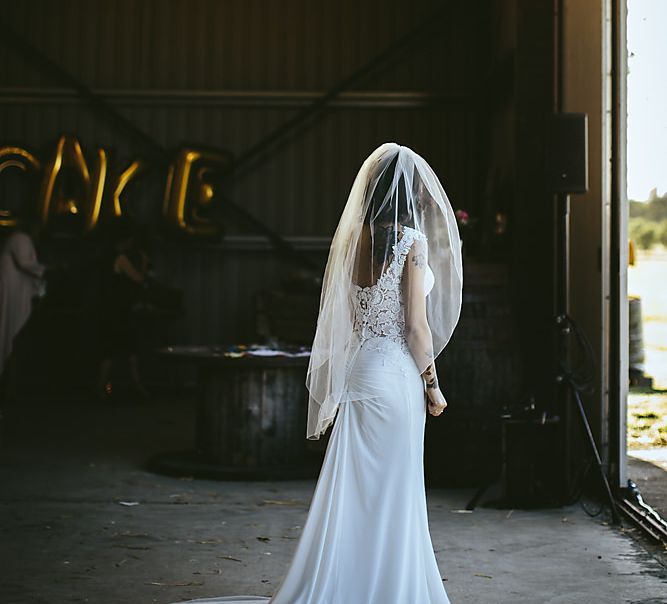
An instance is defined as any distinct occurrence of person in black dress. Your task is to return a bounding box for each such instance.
[97,217,150,402]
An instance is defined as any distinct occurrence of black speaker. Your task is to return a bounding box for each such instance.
[546,113,588,193]
[502,417,562,507]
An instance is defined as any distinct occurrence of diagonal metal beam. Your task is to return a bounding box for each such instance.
[0,21,166,164]
[230,6,449,178]
[0,8,448,267]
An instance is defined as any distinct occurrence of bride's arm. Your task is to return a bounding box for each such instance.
[403,237,447,415]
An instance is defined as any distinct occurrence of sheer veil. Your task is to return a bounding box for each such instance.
[305,142,463,439]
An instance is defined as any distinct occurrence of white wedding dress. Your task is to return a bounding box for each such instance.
[173,227,450,604]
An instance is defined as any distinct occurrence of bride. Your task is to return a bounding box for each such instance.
[173,142,463,604]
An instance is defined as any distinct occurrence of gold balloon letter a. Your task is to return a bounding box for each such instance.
[37,134,107,232]
[163,147,231,237]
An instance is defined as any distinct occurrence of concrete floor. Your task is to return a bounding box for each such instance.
[1,394,666,604]
[628,449,667,522]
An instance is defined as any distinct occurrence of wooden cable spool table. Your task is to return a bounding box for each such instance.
[149,345,321,480]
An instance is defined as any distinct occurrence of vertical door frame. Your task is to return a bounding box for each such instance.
[609,0,629,488]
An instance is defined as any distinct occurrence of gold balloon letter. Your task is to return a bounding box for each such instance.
[163,147,231,237]
[0,147,41,227]
[37,134,107,232]
[109,159,145,219]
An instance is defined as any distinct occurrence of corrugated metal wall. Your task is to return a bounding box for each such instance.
[0,0,490,343]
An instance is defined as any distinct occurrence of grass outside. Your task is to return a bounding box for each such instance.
[627,391,667,449]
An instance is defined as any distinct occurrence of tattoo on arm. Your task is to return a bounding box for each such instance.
[411,252,426,269]
[422,362,439,390]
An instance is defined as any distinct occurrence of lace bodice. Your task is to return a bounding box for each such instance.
[352,227,426,352]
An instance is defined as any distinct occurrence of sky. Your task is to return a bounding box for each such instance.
[627,0,667,201]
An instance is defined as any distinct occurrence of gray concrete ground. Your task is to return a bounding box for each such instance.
[1,394,666,604]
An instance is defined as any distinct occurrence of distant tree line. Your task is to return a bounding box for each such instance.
[629,190,667,249]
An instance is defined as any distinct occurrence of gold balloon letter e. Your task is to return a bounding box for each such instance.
[163,147,231,237]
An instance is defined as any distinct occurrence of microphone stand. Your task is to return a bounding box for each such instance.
[554,191,620,524]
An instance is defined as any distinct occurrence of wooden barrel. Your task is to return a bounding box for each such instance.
[628,295,645,374]
[195,356,309,468]
[151,346,313,478]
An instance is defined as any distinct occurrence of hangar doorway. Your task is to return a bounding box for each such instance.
[622,0,667,524]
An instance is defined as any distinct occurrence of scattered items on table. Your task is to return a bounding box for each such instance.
[159,344,311,359]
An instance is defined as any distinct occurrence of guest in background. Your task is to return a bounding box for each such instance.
[97,217,151,403]
[0,221,46,409]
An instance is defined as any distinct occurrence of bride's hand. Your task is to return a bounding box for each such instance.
[426,387,447,416]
